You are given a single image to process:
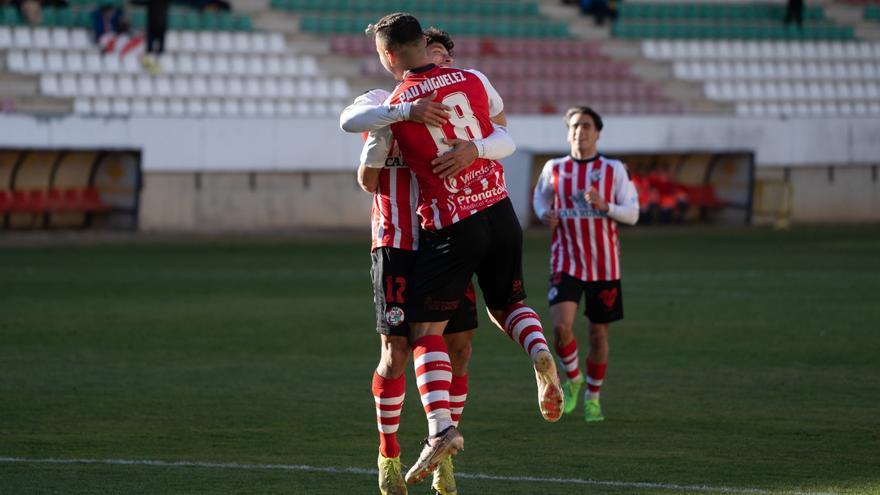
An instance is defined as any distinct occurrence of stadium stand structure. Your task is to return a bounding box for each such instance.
[0,0,878,119]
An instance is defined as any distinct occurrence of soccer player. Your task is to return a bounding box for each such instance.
[532,106,639,422]
[354,13,564,484]
[347,32,517,495]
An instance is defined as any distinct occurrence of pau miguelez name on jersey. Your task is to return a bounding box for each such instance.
[395,71,468,103]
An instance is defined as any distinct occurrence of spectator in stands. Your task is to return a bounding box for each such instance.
[14,0,42,25]
[197,0,231,12]
[578,0,618,25]
[91,4,124,43]
[92,5,145,60]
[143,0,168,74]
[784,0,804,28]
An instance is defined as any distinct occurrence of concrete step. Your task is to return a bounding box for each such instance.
[1,95,73,116]
[0,72,40,97]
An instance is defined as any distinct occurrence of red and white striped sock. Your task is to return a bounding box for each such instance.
[556,339,582,382]
[413,335,453,437]
[586,359,608,401]
[449,374,468,428]
[502,303,551,362]
[372,371,405,459]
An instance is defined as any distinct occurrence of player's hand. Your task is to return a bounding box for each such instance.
[584,187,609,212]
[431,138,478,178]
[409,91,450,127]
[541,210,559,229]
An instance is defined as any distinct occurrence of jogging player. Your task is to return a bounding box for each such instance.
[532,106,639,422]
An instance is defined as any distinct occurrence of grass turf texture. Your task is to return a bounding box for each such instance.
[1,226,879,494]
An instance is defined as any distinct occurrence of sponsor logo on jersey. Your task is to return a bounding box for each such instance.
[557,193,607,219]
[385,306,405,326]
[385,156,406,168]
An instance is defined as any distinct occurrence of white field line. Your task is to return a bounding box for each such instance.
[0,456,836,495]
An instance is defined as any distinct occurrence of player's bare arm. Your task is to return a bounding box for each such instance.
[358,163,380,193]
[490,111,507,127]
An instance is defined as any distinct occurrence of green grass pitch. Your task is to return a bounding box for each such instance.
[1,226,879,494]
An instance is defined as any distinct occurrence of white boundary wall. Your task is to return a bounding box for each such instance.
[1,114,878,170]
[1,114,878,229]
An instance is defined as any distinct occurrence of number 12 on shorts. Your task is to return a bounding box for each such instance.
[384,276,406,304]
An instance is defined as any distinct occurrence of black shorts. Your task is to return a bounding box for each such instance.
[407,198,527,323]
[548,272,624,324]
[371,247,478,336]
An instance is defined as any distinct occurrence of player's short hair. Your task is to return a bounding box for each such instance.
[365,12,425,51]
[564,106,604,132]
[424,27,454,56]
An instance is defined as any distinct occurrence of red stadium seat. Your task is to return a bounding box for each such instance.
[0,190,11,213]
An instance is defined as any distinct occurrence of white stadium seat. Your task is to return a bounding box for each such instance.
[268,33,286,53]
[230,56,248,75]
[208,78,227,97]
[149,98,169,116]
[186,98,205,117]
[168,99,186,117]
[247,57,266,76]
[111,97,131,116]
[226,77,244,97]
[191,76,209,96]
[212,54,230,74]
[195,54,213,74]
[73,98,92,115]
[232,33,251,53]
[0,27,11,49]
[215,32,233,53]
[176,53,195,74]
[172,76,192,97]
[40,74,59,95]
[92,97,112,116]
[241,99,259,117]
[131,97,150,116]
[6,51,25,72]
[117,75,136,97]
[205,98,223,117]
[12,27,32,49]
[60,74,78,96]
[223,99,241,116]
[70,29,91,50]
[198,32,216,52]
[97,74,117,96]
[251,33,269,53]
[244,78,262,97]
[33,28,52,49]
[261,79,280,98]
[135,75,154,97]
[25,50,46,73]
[79,74,98,96]
[276,100,294,117]
[259,99,276,117]
[154,76,173,97]
[50,28,70,49]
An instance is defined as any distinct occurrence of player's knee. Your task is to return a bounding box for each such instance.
[553,322,575,340]
[380,344,411,377]
[447,340,472,368]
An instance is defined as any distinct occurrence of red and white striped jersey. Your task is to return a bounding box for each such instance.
[534,155,637,282]
[355,89,420,251]
[371,159,419,251]
[389,65,508,230]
